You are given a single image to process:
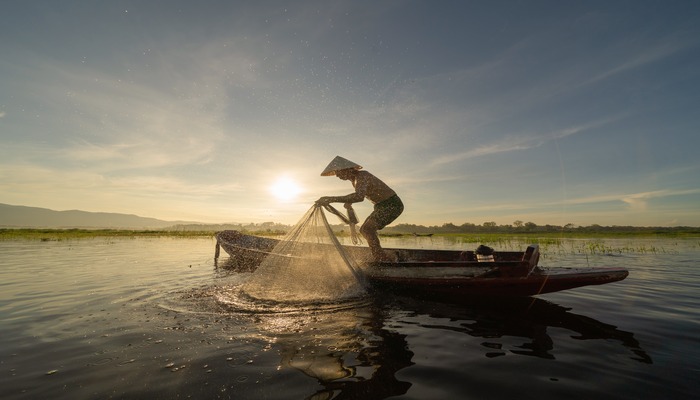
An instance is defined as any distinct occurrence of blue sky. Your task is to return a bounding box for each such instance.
[1,1,699,226]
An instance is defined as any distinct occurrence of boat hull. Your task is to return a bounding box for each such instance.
[367,267,629,297]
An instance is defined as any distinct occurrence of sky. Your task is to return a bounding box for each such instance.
[1,1,699,227]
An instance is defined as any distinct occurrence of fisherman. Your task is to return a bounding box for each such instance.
[316,156,404,262]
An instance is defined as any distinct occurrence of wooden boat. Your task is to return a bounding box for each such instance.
[214,230,629,297]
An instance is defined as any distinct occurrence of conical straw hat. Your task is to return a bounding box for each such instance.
[320,156,362,176]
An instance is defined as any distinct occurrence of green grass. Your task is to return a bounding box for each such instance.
[0,228,215,241]
[3,228,694,255]
[378,232,692,255]
[0,228,292,241]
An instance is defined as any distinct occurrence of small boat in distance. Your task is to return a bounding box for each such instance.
[214,230,629,297]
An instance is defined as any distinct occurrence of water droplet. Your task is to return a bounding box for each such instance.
[88,358,113,366]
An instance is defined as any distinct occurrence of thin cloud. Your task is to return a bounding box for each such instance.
[584,39,690,86]
[425,128,567,167]
[430,114,627,167]
[435,189,700,215]
[8,51,236,172]
[620,189,700,211]
[564,189,700,207]
[430,139,534,166]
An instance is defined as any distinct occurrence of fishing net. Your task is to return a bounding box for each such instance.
[240,205,365,302]
[321,203,363,245]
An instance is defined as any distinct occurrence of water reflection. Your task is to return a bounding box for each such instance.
[210,289,414,399]
[206,285,651,400]
[381,295,652,364]
[273,306,414,399]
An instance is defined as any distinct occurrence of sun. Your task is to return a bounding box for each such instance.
[269,176,302,202]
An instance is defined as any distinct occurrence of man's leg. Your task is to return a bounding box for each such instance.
[360,218,384,260]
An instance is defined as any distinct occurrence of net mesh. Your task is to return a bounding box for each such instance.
[240,205,365,302]
[322,204,362,245]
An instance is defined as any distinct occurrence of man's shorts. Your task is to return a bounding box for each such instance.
[368,195,404,230]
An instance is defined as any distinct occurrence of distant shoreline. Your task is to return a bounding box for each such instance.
[2,227,698,241]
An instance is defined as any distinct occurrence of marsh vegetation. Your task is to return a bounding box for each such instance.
[3,227,697,256]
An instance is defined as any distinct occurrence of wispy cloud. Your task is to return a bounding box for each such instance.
[584,39,690,86]
[5,45,258,173]
[563,189,700,208]
[620,189,700,211]
[427,189,700,216]
[430,137,535,166]
[0,163,243,196]
[432,123,603,166]
[429,115,624,167]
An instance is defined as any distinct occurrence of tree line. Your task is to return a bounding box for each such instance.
[381,221,700,235]
[171,220,700,235]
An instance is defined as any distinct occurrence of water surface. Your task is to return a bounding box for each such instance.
[1,236,698,399]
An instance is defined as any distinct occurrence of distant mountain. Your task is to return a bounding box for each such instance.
[0,203,196,229]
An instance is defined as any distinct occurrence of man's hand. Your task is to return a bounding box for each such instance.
[315,197,331,206]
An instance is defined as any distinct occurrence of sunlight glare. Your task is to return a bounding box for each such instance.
[269,176,302,202]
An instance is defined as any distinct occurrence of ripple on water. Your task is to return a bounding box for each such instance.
[215,283,371,314]
[158,281,371,318]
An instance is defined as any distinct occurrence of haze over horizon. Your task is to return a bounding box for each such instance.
[2,1,699,227]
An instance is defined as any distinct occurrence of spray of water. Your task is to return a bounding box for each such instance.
[240,205,365,302]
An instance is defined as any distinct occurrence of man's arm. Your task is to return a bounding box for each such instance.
[316,192,364,205]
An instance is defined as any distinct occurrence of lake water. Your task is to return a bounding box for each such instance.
[1,236,698,399]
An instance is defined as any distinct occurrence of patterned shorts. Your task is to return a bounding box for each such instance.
[368,195,404,229]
